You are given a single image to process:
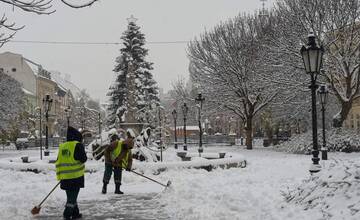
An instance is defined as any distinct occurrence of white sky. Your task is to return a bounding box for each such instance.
[1,0,275,102]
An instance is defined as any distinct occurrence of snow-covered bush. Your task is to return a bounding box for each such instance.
[283,159,360,219]
[275,128,360,154]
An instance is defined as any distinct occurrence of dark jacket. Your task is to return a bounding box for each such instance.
[59,126,87,190]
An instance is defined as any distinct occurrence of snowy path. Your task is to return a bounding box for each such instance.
[35,194,169,220]
[0,146,355,219]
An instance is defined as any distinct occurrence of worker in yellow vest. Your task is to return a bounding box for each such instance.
[55,126,87,220]
[102,129,134,194]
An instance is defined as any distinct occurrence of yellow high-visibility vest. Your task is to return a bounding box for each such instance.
[111,140,130,168]
[55,141,85,180]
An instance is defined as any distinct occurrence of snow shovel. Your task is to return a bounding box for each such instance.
[131,170,171,188]
[31,181,60,215]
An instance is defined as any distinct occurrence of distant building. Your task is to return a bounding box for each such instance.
[344,98,360,131]
[0,52,37,115]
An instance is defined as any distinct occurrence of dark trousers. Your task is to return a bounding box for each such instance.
[103,163,122,185]
[63,188,80,218]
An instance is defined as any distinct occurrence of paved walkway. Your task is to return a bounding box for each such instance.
[36,193,169,220]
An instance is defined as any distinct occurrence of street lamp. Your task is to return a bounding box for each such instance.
[98,112,102,143]
[42,94,53,156]
[35,106,43,160]
[81,106,86,130]
[195,93,205,155]
[300,32,324,173]
[318,85,328,160]
[171,109,178,149]
[64,106,71,128]
[182,103,189,151]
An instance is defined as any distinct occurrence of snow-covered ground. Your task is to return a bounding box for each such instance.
[0,145,358,219]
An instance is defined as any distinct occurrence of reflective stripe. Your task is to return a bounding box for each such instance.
[56,165,85,175]
[56,162,82,168]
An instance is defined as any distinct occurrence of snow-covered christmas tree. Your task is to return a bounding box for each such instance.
[107,15,160,129]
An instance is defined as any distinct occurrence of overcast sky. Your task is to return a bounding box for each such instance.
[1,0,275,102]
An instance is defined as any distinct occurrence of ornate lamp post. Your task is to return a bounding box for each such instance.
[43,94,53,156]
[182,103,189,151]
[64,105,71,127]
[171,109,178,149]
[300,33,324,173]
[98,112,102,141]
[195,93,205,155]
[35,106,43,160]
[318,85,328,160]
[81,106,86,131]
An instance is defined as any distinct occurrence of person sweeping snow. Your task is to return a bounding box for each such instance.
[102,129,135,194]
[55,126,87,220]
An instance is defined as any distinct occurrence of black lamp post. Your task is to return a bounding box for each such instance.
[64,105,71,128]
[182,103,189,151]
[81,106,86,131]
[318,85,328,160]
[98,112,102,138]
[171,109,178,149]
[35,107,43,160]
[300,33,324,173]
[43,94,53,156]
[195,93,205,155]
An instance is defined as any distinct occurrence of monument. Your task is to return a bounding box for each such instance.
[119,59,146,136]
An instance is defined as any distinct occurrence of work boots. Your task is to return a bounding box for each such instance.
[72,205,82,219]
[102,183,107,194]
[114,184,123,194]
[63,206,73,220]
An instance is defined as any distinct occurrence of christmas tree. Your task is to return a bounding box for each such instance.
[107,16,160,128]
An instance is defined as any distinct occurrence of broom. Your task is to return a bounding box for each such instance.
[31,181,60,215]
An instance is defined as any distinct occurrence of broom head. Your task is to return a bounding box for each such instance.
[31,206,41,215]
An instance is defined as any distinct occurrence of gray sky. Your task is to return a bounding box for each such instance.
[1,0,275,102]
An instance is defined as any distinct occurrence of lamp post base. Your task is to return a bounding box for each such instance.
[44,150,50,156]
[175,144,178,149]
[183,145,187,151]
[309,163,321,173]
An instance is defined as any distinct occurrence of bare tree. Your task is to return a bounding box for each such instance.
[188,14,283,149]
[272,0,360,127]
[0,0,99,46]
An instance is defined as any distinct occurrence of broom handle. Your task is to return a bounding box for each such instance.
[38,182,61,207]
[131,170,167,187]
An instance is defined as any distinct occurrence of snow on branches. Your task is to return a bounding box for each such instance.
[188,14,283,149]
[0,69,25,137]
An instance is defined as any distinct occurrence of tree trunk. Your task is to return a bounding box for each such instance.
[245,117,253,150]
[333,101,352,128]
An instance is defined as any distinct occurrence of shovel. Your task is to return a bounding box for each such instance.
[31,181,60,215]
[131,170,171,188]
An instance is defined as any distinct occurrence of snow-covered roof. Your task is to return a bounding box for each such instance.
[50,71,82,98]
[170,126,199,131]
[22,87,35,96]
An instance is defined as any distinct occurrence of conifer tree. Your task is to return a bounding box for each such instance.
[107,16,159,128]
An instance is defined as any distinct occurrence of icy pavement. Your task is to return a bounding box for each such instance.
[35,193,169,220]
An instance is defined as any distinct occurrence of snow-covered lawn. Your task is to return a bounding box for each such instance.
[0,146,358,219]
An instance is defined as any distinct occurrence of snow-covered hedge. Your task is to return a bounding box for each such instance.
[282,159,360,219]
[275,128,360,154]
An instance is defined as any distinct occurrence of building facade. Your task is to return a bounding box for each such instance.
[0,52,37,115]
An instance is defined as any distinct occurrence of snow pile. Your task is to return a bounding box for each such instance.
[276,128,360,154]
[275,132,312,154]
[284,159,360,219]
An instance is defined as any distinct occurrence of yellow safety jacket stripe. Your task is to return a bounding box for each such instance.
[56,164,85,175]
